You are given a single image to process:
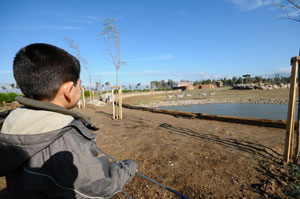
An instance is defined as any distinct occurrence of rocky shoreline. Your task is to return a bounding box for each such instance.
[139,98,290,108]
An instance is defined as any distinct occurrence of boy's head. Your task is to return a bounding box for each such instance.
[13,43,81,107]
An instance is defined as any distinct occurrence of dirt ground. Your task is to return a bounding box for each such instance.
[85,104,297,199]
[1,88,299,198]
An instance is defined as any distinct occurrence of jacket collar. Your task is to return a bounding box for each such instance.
[16,96,98,131]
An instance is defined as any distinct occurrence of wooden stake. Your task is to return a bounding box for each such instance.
[2,101,7,110]
[111,86,122,120]
[284,56,299,163]
[293,56,300,164]
[119,87,123,119]
[115,91,119,120]
[112,89,115,119]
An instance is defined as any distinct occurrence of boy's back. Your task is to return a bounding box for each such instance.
[0,43,137,199]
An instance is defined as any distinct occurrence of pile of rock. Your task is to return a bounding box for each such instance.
[233,83,290,90]
[87,100,106,107]
[139,97,289,108]
[100,92,112,103]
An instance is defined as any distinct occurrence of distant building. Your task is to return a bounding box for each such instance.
[172,82,194,90]
[199,84,216,89]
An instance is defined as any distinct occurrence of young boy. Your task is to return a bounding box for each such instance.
[0,43,137,199]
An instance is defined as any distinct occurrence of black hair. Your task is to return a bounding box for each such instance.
[13,43,80,100]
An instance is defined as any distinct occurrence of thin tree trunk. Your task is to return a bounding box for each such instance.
[116,68,119,87]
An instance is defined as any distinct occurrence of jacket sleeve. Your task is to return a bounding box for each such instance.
[76,156,137,198]
[65,129,138,198]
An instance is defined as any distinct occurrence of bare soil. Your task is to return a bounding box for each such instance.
[1,88,299,198]
[87,104,296,199]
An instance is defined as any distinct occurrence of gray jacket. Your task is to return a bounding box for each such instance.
[0,97,137,199]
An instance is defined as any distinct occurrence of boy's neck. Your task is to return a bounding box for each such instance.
[41,98,69,109]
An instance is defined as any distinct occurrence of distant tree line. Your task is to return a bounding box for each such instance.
[150,75,291,89]
[150,79,176,89]
[200,75,290,87]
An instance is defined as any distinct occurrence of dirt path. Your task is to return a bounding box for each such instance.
[0,103,296,198]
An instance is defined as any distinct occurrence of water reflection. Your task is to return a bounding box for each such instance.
[158,104,298,120]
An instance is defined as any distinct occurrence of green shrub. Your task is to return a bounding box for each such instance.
[122,89,134,93]
[0,93,9,103]
[0,92,18,104]
[155,88,173,91]
[84,90,101,97]
[6,92,17,102]
[84,91,90,97]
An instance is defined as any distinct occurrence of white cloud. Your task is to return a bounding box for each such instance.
[230,0,273,11]
[276,66,291,74]
[283,7,300,18]
[86,16,99,20]
[263,66,291,77]
[73,19,93,24]
[73,16,100,24]
[288,9,300,17]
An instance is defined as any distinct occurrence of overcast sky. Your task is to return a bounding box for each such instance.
[0,0,299,87]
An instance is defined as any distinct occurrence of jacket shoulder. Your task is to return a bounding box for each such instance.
[66,120,97,141]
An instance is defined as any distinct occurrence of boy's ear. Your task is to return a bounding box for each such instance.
[63,81,75,102]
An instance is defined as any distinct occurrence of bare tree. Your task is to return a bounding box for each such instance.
[64,36,93,99]
[64,36,80,59]
[98,17,125,87]
[274,0,300,22]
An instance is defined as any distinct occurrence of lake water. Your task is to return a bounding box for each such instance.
[158,104,298,120]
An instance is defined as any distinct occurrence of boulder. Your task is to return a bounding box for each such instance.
[88,100,106,107]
